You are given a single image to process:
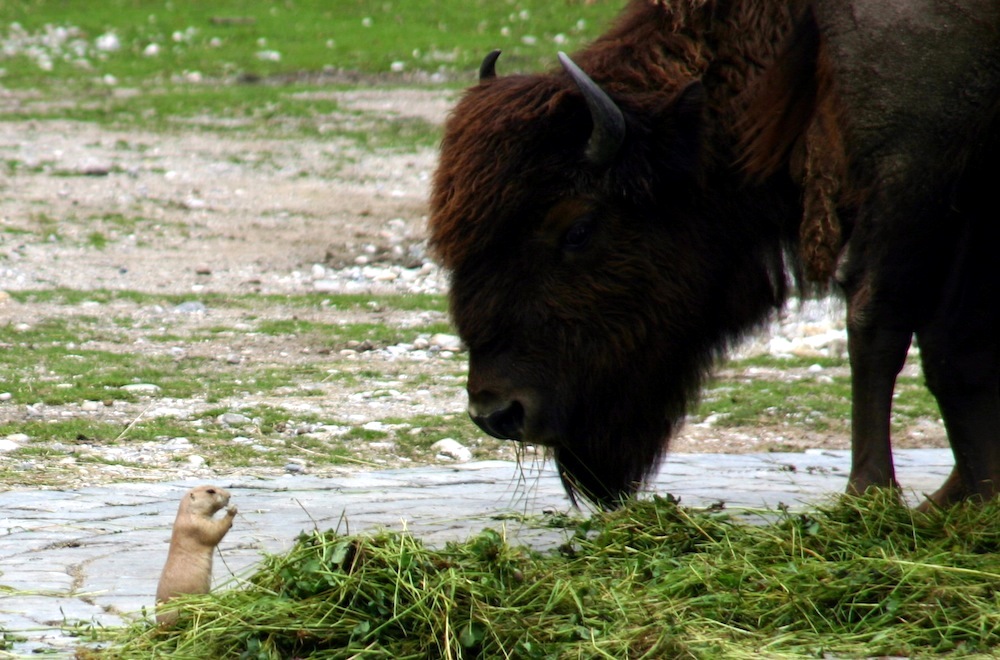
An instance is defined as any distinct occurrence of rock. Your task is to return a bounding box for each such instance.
[95,32,121,52]
[164,437,192,450]
[0,392,12,401]
[431,438,472,462]
[173,301,207,314]
[120,383,161,394]
[430,333,462,352]
[0,439,21,453]
[187,455,206,467]
[362,266,397,282]
[218,412,252,427]
[313,278,341,292]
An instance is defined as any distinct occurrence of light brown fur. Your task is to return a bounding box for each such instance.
[155,485,236,625]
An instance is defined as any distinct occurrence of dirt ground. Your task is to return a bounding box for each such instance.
[0,88,949,488]
[0,89,450,296]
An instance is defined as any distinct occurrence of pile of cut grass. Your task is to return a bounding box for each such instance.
[92,492,1000,658]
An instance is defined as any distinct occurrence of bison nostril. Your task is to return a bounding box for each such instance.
[469,398,525,441]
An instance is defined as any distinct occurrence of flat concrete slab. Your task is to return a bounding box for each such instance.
[0,449,954,656]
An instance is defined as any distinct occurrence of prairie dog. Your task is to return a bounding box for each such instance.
[155,485,237,625]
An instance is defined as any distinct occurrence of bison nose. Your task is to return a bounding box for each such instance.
[468,392,525,441]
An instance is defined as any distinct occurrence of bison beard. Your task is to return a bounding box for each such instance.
[431,0,1000,510]
[551,367,688,507]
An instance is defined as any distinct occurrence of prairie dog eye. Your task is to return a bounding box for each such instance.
[561,218,595,251]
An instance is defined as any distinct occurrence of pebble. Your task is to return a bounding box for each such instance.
[429,333,462,352]
[0,439,21,453]
[431,438,472,462]
[313,278,340,292]
[218,412,252,427]
[120,383,161,394]
[163,438,191,451]
[0,392,12,401]
[173,301,207,314]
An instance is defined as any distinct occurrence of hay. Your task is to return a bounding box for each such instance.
[92,492,1000,658]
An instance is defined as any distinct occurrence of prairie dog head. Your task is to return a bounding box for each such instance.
[182,485,231,516]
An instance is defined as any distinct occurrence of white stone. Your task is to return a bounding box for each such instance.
[95,32,121,52]
[218,412,251,426]
[121,383,161,394]
[431,438,472,462]
[313,279,341,292]
[430,333,462,352]
[164,437,192,450]
[0,439,21,453]
[362,266,396,282]
[148,407,187,418]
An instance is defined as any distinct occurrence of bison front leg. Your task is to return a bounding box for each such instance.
[846,323,911,495]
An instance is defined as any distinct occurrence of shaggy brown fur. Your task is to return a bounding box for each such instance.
[431,0,806,505]
[431,0,1000,508]
[740,6,847,282]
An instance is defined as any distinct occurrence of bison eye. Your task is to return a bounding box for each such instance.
[561,218,595,252]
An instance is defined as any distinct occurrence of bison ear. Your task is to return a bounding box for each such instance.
[657,80,705,177]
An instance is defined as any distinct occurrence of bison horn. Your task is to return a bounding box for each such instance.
[479,49,502,82]
[558,51,626,167]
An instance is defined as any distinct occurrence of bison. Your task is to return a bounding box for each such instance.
[429,0,1000,508]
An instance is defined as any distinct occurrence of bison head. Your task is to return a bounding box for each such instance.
[430,52,789,507]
